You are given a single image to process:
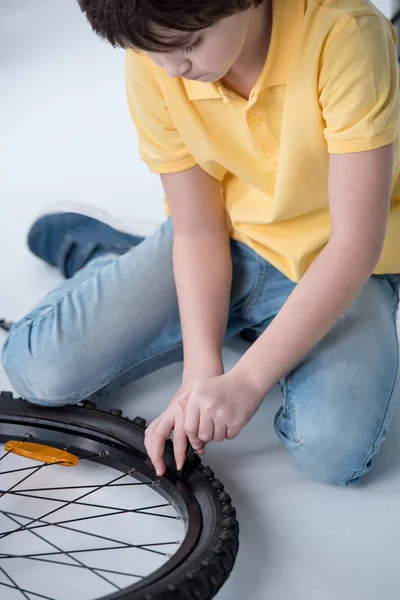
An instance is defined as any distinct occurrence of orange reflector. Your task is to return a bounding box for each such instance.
[5,441,78,466]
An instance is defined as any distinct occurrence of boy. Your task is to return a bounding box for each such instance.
[2,0,400,486]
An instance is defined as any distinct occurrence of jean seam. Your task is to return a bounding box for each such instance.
[241,257,262,326]
[242,259,267,328]
[346,296,399,485]
[12,307,55,331]
[282,375,300,444]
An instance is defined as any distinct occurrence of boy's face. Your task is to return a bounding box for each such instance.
[145,11,252,83]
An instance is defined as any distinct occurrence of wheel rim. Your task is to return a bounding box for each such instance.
[0,423,203,599]
[0,397,239,600]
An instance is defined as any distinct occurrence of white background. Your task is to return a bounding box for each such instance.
[1,2,400,599]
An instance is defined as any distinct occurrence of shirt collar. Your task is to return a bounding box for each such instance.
[184,79,222,101]
[183,0,306,101]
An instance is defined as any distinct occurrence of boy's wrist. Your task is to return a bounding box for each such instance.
[182,354,224,383]
[228,359,270,399]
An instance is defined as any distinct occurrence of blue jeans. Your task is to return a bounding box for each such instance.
[2,218,400,486]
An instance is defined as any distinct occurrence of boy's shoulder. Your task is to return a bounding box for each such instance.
[308,0,389,23]
[125,48,164,91]
[305,0,395,54]
[125,48,165,81]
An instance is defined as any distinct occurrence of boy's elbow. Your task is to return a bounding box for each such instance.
[161,167,228,236]
[328,234,385,278]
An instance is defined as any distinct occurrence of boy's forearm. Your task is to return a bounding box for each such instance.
[173,231,232,380]
[232,239,380,396]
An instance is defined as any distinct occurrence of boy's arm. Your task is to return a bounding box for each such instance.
[231,144,394,395]
[161,165,232,380]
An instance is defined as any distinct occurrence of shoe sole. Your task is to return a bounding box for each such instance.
[38,201,161,238]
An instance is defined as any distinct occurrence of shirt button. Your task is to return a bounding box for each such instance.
[249,115,261,126]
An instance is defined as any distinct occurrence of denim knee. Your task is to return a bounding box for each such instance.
[274,407,378,487]
[2,318,85,407]
[288,439,371,487]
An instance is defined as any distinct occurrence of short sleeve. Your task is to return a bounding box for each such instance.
[318,15,399,153]
[125,50,197,173]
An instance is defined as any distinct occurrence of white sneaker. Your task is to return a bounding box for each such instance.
[39,201,161,238]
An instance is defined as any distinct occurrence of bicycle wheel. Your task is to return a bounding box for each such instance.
[0,392,239,600]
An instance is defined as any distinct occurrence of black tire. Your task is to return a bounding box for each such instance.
[0,392,239,600]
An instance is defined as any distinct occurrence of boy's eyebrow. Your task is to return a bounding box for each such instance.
[144,23,198,51]
[126,25,198,53]
[158,32,196,49]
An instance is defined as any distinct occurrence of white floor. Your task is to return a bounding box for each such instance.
[1,2,400,599]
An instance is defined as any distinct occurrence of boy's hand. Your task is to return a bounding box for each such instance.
[144,376,210,477]
[178,372,265,451]
[144,393,188,477]
[144,371,265,476]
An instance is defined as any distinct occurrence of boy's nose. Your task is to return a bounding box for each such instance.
[163,58,191,78]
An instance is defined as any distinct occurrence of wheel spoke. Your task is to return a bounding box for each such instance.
[1,509,181,553]
[0,566,31,599]
[3,512,122,591]
[0,463,47,500]
[0,435,30,464]
[0,579,56,600]
[0,468,136,540]
[0,489,179,538]
[0,550,143,579]
[15,481,156,494]
[0,452,103,476]
[0,543,171,559]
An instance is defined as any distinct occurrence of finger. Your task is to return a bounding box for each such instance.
[148,414,174,476]
[144,417,161,452]
[198,412,214,444]
[173,404,188,471]
[226,425,241,441]
[184,404,203,450]
[213,421,228,443]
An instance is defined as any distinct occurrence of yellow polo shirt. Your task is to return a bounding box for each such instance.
[125,0,400,282]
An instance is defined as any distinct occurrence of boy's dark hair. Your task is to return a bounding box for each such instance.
[78,0,264,52]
